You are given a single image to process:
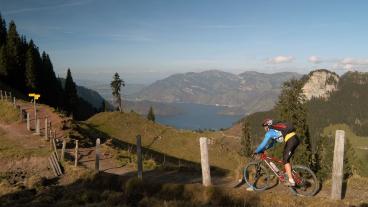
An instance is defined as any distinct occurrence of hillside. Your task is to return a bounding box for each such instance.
[86,111,242,171]
[1,93,368,206]
[133,70,301,115]
[229,69,368,177]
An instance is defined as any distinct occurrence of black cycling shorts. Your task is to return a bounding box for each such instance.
[283,135,300,163]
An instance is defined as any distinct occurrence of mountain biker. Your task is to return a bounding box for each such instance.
[253,118,300,187]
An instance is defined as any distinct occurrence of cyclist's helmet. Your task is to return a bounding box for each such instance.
[262,118,273,127]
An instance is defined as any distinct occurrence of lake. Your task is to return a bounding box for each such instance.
[156,103,243,130]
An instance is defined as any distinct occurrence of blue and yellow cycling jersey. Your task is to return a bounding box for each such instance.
[255,129,283,153]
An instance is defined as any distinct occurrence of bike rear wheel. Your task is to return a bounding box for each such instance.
[243,161,270,191]
[290,165,319,196]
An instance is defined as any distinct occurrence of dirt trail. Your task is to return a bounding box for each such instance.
[72,147,136,175]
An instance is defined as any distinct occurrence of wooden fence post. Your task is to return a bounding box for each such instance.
[35,118,40,135]
[4,91,7,101]
[44,117,48,140]
[74,140,79,167]
[0,90,2,101]
[199,137,211,186]
[61,140,66,162]
[13,97,15,108]
[136,135,143,179]
[95,138,100,172]
[26,112,30,131]
[331,130,345,200]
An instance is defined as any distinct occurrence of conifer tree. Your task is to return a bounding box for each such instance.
[64,68,79,116]
[6,21,24,90]
[0,45,8,78]
[110,72,125,112]
[101,100,106,112]
[0,14,6,47]
[275,79,314,167]
[25,40,41,91]
[40,52,64,107]
[240,121,253,156]
[147,106,155,122]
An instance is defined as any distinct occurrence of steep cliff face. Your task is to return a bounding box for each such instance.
[302,69,339,100]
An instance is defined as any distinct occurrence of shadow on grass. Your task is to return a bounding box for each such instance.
[74,122,229,177]
[0,171,261,207]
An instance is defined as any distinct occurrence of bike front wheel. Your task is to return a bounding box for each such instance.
[243,161,270,191]
[290,165,319,196]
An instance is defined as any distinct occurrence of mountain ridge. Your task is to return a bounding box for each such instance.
[133,70,301,115]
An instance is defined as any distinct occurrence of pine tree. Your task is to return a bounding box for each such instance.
[101,100,106,112]
[147,106,155,122]
[240,121,253,156]
[41,52,64,107]
[25,40,41,91]
[0,45,8,78]
[0,13,6,47]
[64,68,79,116]
[110,72,125,112]
[6,21,24,90]
[275,79,314,167]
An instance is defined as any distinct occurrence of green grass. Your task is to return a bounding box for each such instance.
[86,112,243,172]
[323,124,368,176]
[0,101,20,124]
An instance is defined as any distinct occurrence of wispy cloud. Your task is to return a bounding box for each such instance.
[200,24,254,29]
[308,55,322,64]
[267,55,294,64]
[3,0,93,15]
[331,57,368,71]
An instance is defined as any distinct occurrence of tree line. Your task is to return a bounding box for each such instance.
[0,14,96,120]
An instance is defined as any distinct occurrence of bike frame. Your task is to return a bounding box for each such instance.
[259,152,303,185]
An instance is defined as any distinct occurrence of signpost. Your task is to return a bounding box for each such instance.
[28,93,41,121]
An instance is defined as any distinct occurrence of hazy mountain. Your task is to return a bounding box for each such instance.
[75,79,146,102]
[133,70,301,115]
[73,80,182,116]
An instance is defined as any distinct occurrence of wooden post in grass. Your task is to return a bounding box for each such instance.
[74,140,79,167]
[35,118,40,135]
[61,140,66,162]
[136,135,143,179]
[199,137,211,186]
[95,138,100,172]
[331,130,345,200]
[4,91,7,101]
[0,90,3,101]
[44,117,48,140]
[26,112,30,131]
[13,97,15,107]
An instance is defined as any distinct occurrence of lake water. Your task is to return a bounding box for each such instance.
[156,103,243,130]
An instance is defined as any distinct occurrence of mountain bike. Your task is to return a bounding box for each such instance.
[243,152,319,196]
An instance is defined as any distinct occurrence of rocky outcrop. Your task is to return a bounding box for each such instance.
[302,69,339,100]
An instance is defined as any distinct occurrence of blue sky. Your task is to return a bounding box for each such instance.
[1,0,368,83]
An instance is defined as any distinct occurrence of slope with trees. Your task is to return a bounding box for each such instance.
[0,14,97,120]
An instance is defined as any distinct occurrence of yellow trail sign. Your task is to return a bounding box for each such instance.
[28,93,41,100]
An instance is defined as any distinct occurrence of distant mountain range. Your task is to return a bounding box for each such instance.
[132,70,301,115]
[74,82,183,117]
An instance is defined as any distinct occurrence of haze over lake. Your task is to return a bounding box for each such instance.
[156,103,243,130]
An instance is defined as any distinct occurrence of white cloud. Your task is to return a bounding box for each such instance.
[331,57,368,71]
[267,56,294,64]
[308,56,321,64]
